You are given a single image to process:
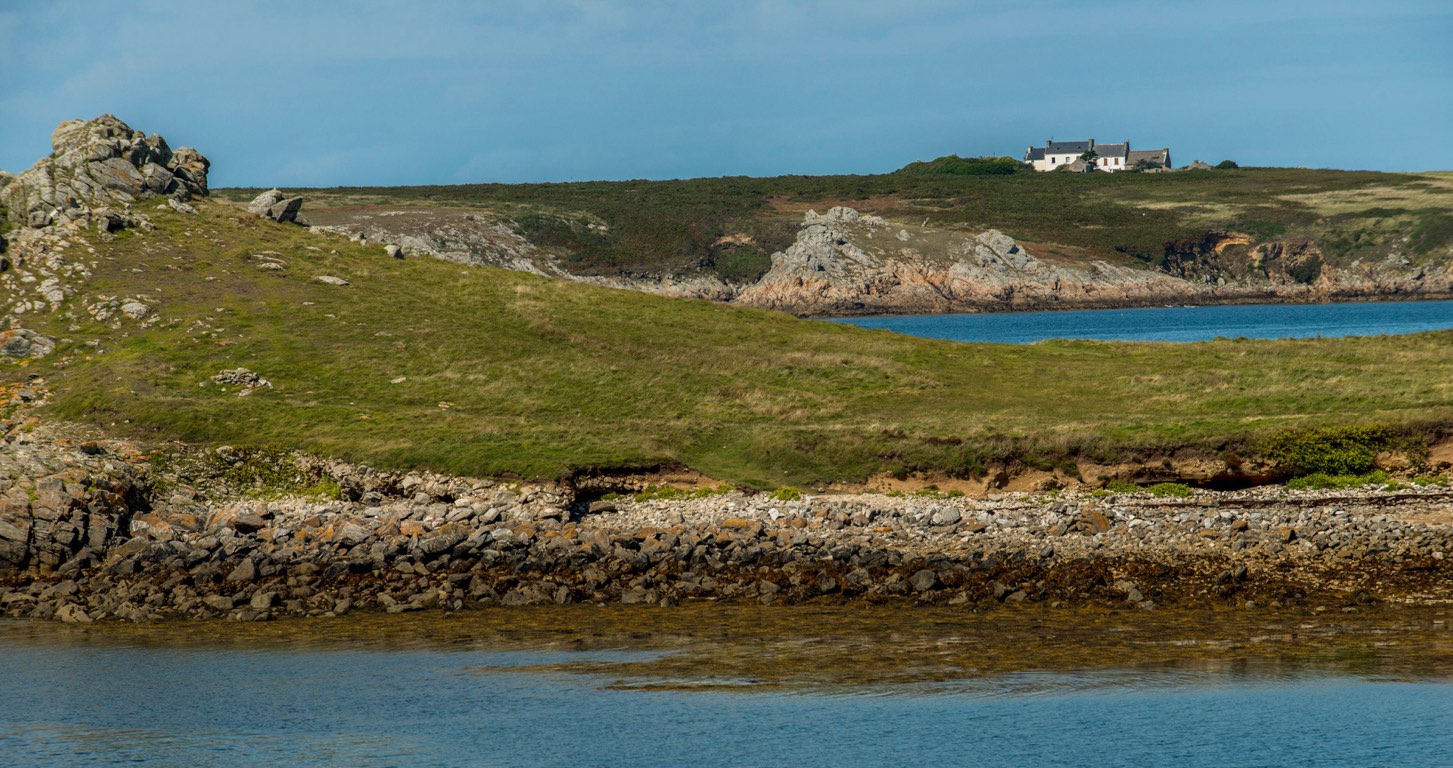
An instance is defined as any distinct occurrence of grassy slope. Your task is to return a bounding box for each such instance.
[12,204,1453,487]
[217,167,1453,281]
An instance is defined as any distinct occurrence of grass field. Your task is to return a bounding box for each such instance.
[10,204,1453,488]
[216,165,1453,283]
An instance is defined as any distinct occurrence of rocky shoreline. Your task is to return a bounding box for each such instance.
[3,409,1449,624]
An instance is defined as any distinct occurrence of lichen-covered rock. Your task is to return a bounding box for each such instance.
[0,115,210,230]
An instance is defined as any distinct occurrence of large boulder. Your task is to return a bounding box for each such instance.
[0,115,210,230]
[246,188,306,225]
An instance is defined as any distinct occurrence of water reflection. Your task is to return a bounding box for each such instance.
[2,606,1451,768]
[3,604,1449,691]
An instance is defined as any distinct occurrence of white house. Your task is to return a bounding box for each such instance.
[1023,139,1092,172]
[1023,139,1171,172]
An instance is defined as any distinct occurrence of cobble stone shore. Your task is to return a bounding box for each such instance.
[2,411,1450,623]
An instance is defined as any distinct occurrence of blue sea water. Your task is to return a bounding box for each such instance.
[828,299,1453,344]
[1,638,1449,767]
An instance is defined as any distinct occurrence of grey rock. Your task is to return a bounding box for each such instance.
[246,189,284,214]
[267,197,304,224]
[910,568,939,592]
[0,517,29,543]
[230,512,266,534]
[225,558,257,583]
[314,275,350,286]
[385,244,403,259]
[1,328,57,359]
[246,190,305,225]
[930,507,961,526]
[56,603,93,624]
[1115,579,1144,603]
[119,301,150,320]
[418,529,466,559]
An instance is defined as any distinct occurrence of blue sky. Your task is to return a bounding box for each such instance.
[2,1,1449,186]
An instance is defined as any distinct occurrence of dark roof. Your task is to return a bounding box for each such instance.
[1024,147,1046,161]
[1091,142,1128,159]
[1127,148,1170,164]
[1045,140,1091,154]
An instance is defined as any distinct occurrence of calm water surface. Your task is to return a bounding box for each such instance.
[3,608,1451,767]
[830,299,1453,343]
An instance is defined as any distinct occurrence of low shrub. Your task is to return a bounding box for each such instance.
[1260,426,1393,477]
[1103,480,1140,494]
[769,486,804,501]
[896,155,1025,176]
[1146,482,1193,498]
[633,484,734,502]
[1285,470,1390,490]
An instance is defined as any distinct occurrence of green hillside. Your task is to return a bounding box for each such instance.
[217,166,1453,284]
[9,204,1453,487]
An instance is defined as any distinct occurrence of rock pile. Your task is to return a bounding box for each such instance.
[212,368,272,394]
[0,115,209,230]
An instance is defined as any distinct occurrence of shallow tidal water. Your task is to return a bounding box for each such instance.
[830,299,1453,343]
[3,605,1451,767]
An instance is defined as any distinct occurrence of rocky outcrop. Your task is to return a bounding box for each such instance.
[246,189,307,225]
[0,115,209,230]
[735,210,1189,315]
